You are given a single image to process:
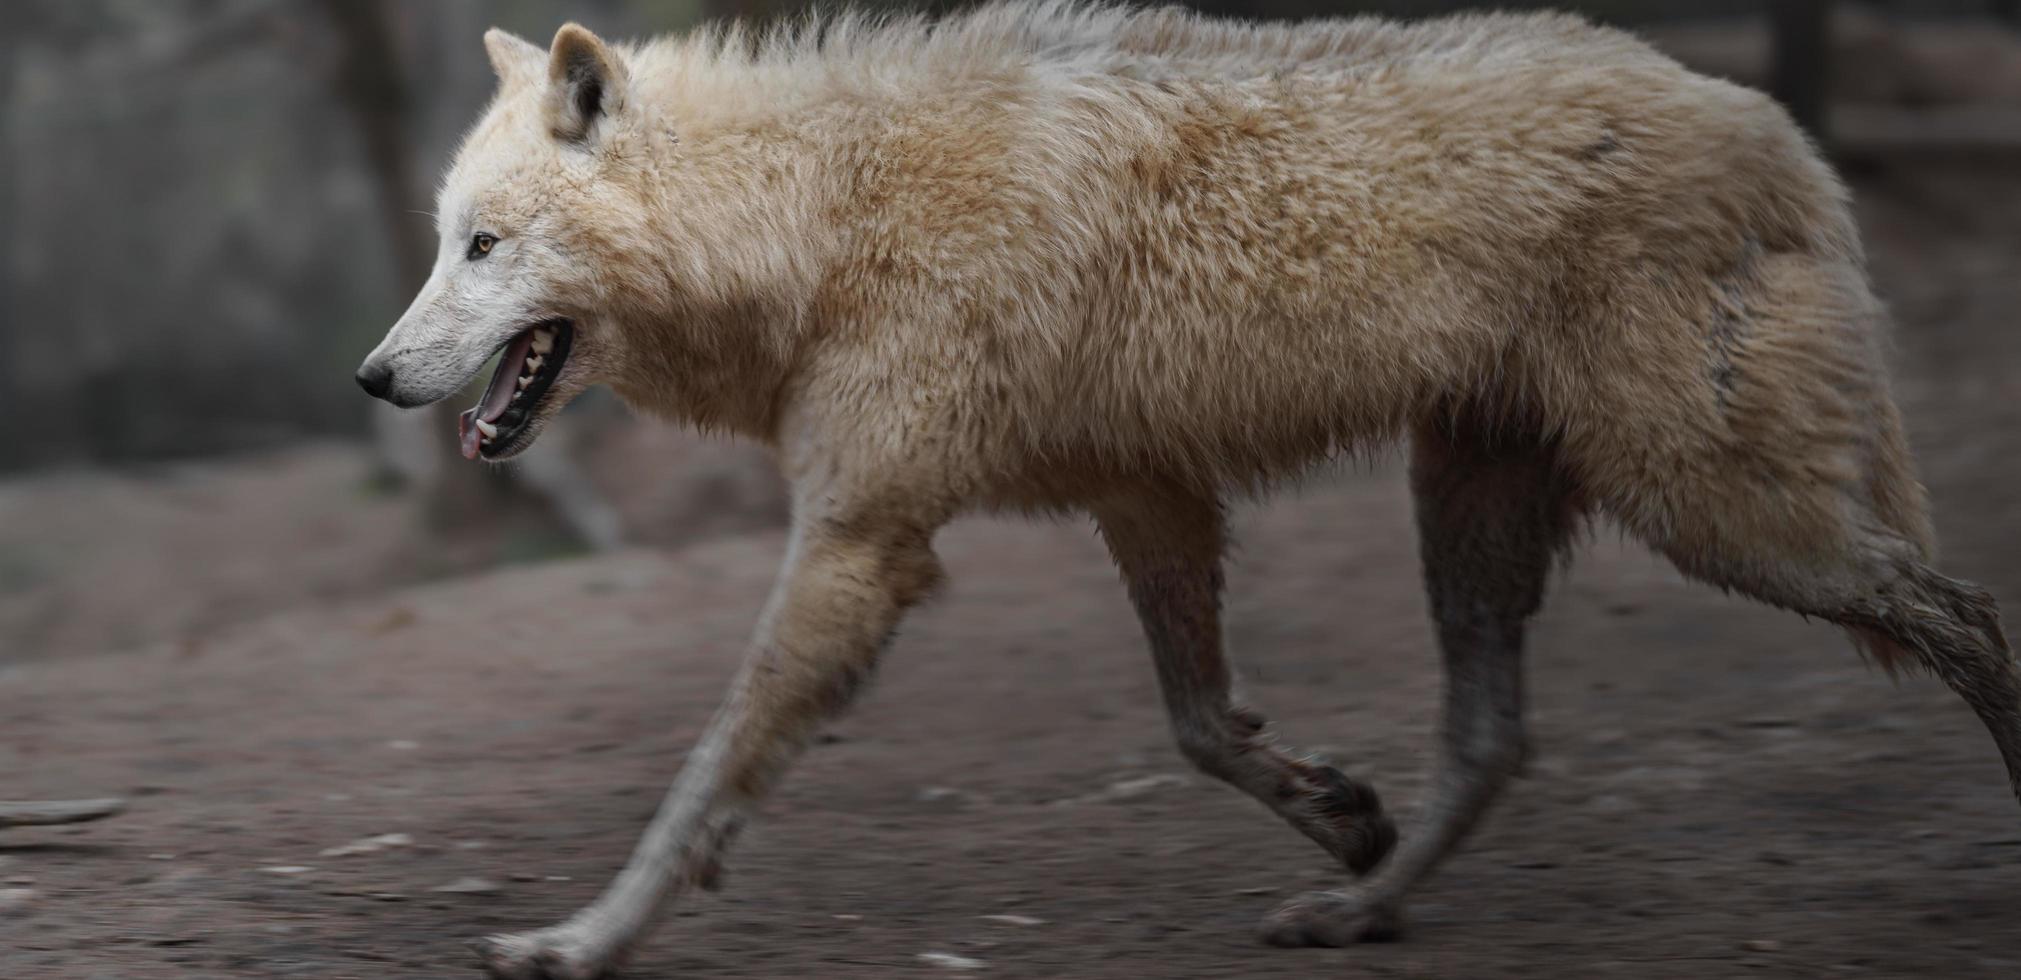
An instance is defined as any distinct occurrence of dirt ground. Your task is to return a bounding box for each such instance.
[8,164,2021,980]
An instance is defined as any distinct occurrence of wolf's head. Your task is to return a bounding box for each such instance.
[355,24,654,461]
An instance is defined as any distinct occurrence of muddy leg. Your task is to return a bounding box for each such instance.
[1263,426,1575,946]
[475,502,945,980]
[1094,488,1396,876]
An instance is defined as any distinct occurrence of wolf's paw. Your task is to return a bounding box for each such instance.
[1306,765,1396,874]
[1258,889,1404,947]
[473,926,619,980]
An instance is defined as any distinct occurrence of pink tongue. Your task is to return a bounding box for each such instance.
[457,409,482,460]
[479,333,536,421]
[456,331,537,460]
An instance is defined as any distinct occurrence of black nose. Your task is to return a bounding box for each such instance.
[355,362,394,401]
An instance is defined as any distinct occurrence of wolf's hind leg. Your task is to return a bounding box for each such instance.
[1093,487,1397,876]
[475,494,946,980]
[1263,420,1576,946]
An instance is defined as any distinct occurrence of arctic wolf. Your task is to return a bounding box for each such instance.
[355,3,2017,976]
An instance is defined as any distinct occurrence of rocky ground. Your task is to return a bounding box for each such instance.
[7,116,2021,980]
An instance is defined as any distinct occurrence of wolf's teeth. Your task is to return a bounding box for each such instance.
[524,355,544,373]
[474,419,498,439]
[516,375,532,390]
[530,331,554,355]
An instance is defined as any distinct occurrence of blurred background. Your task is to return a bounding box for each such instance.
[5,3,2021,978]
[2,0,2017,663]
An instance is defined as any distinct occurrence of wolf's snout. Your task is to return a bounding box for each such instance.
[355,360,396,402]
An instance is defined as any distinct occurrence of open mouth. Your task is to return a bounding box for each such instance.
[457,319,573,460]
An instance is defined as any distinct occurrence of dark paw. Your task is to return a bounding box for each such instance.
[1310,766,1395,873]
[1258,890,1404,947]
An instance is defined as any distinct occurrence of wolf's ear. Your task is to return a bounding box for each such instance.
[545,23,628,144]
[484,28,543,86]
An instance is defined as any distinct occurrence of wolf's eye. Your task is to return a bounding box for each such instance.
[467,233,498,260]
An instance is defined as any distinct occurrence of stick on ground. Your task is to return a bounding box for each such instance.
[0,798,126,828]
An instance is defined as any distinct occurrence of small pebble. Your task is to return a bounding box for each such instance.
[1101,774,1188,800]
[430,877,503,895]
[319,832,413,857]
[978,914,1044,927]
[918,952,987,970]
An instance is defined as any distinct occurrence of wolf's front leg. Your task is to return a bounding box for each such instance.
[476,503,946,980]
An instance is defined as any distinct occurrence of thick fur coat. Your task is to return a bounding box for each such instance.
[435,2,1915,585]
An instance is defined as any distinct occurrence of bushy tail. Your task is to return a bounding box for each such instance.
[1846,561,2021,803]
[1847,563,2010,675]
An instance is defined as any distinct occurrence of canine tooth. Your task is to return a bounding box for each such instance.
[530,331,554,355]
[474,419,498,439]
[516,375,532,390]
[524,355,544,373]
